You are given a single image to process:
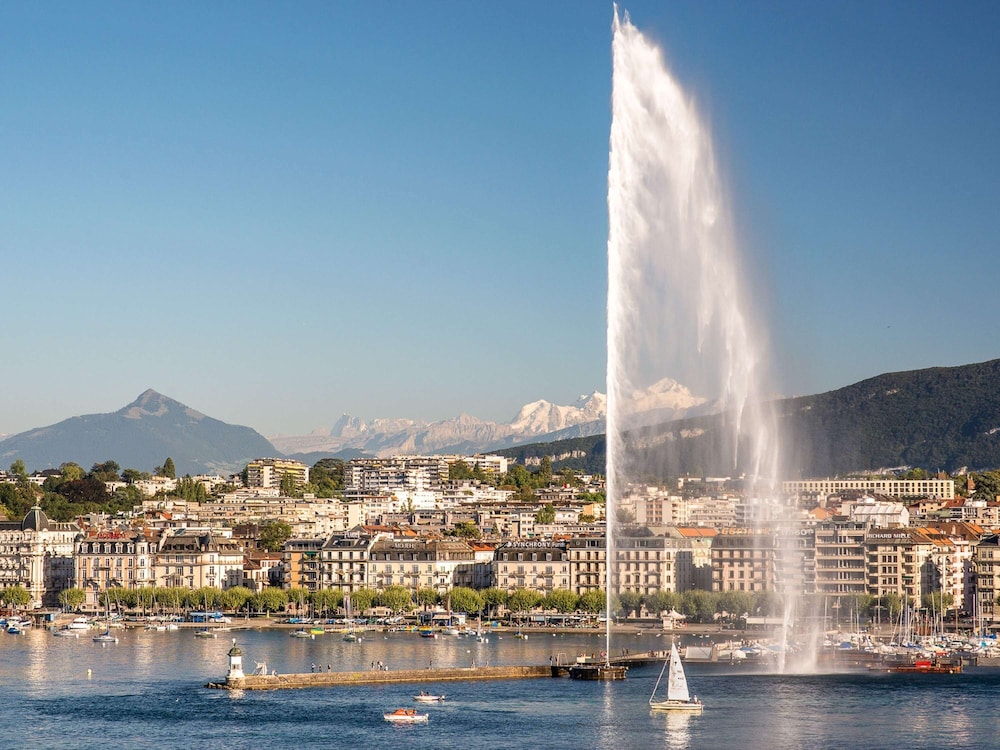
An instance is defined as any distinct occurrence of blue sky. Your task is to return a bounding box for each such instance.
[3,1,998,438]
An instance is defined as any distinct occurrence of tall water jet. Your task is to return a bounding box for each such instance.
[606,7,785,665]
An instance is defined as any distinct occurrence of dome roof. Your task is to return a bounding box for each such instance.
[21,505,50,532]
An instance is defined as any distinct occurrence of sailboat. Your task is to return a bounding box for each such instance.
[649,643,703,712]
[91,593,119,644]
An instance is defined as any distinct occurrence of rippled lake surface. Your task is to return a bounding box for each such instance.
[3,626,1000,749]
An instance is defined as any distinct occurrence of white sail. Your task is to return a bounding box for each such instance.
[666,644,691,702]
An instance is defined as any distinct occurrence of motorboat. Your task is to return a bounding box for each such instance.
[383,708,429,724]
[52,627,79,638]
[195,628,218,639]
[289,628,313,639]
[413,692,445,703]
[93,630,119,644]
[68,617,92,630]
[649,643,704,712]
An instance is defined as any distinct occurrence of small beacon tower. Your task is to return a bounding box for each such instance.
[226,639,245,687]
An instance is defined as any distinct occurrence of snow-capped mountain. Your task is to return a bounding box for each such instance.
[269,380,708,458]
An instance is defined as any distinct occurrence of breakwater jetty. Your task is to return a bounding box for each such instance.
[207,664,552,691]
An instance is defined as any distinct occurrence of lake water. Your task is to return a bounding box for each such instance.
[2,626,999,749]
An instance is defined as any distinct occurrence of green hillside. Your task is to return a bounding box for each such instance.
[499,359,1000,477]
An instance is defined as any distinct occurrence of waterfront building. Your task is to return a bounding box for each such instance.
[0,506,79,608]
[711,528,777,593]
[566,536,604,596]
[492,541,570,594]
[75,529,155,607]
[974,534,1000,624]
[317,531,385,594]
[814,520,869,600]
[154,528,244,590]
[369,538,476,597]
[864,527,938,602]
[283,537,323,592]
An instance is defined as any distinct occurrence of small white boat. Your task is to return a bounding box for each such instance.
[383,708,429,724]
[413,692,445,703]
[649,643,703,713]
[68,617,92,630]
[52,628,79,638]
[289,628,313,639]
[194,629,218,639]
[93,631,119,644]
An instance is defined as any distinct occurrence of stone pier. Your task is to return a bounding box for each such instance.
[207,665,553,690]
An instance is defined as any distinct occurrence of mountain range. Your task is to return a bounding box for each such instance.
[269,378,706,462]
[499,359,1000,478]
[3,359,1000,477]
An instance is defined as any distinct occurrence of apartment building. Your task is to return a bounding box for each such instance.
[492,541,570,594]
[76,530,156,607]
[368,538,476,595]
[711,529,777,593]
[864,527,938,601]
[567,536,605,596]
[154,529,245,590]
[245,458,310,490]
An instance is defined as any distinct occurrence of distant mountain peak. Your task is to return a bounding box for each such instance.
[118,389,205,422]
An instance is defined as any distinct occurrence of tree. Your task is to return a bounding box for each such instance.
[507,588,543,617]
[348,587,377,615]
[2,585,32,610]
[56,476,109,506]
[378,585,413,614]
[449,460,475,481]
[309,458,345,497]
[543,588,579,614]
[481,587,508,619]
[251,587,288,615]
[452,520,482,539]
[156,457,176,479]
[416,588,440,608]
[218,586,252,613]
[286,587,310,612]
[259,520,293,552]
[89,460,121,482]
[644,590,678,616]
[311,588,344,616]
[535,503,556,525]
[59,463,86,482]
[9,460,27,479]
[449,586,484,615]
[58,587,87,611]
[279,471,299,498]
[538,456,553,484]
[617,590,642,618]
[121,468,150,484]
[578,590,606,614]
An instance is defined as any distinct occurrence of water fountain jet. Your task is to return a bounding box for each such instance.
[606,6,798,672]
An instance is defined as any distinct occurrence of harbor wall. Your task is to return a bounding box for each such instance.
[210,665,552,690]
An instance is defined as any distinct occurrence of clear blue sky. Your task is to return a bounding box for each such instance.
[3,1,998,438]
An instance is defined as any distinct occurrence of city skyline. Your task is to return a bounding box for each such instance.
[4,1,998,439]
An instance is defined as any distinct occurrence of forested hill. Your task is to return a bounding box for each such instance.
[499,359,1000,477]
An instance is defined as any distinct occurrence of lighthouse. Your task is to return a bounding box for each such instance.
[226,639,245,685]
